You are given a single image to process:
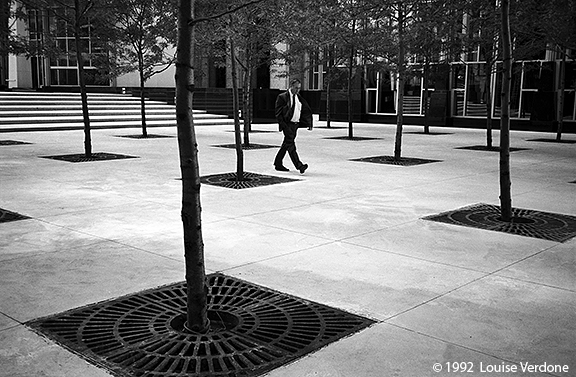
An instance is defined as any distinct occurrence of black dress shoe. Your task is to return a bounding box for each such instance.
[275,165,289,171]
[299,164,308,174]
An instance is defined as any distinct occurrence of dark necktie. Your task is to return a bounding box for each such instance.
[290,94,296,119]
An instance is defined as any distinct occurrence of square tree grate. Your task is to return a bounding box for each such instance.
[225,130,276,133]
[405,131,453,135]
[41,153,139,163]
[212,144,278,150]
[454,145,531,152]
[115,134,175,139]
[422,203,576,242]
[527,138,576,144]
[350,155,442,166]
[0,140,32,145]
[26,273,375,377]
[324,136,382,141]
[0,208,30,223]
[200,172,299,189]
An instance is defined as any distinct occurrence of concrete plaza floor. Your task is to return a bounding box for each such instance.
[0,120,575,376]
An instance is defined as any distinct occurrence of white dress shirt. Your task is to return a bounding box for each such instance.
[290,93,302,123]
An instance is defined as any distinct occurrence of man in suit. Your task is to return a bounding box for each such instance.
[274,78,313,174]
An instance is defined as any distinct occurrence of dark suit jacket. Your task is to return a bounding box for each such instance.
[275,91,313,131]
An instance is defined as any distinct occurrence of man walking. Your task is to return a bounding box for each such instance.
[273,78,313,174]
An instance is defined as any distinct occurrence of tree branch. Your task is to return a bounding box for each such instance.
[188,0,266,26]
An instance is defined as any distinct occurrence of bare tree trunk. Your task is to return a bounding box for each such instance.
[230,35,244,181]
[241,62,252,147]
[423,59,430,134]
[326,46,333,128]
[499,0,512,221]
[394,3,404,161]
[556,48,566,141]
[176,0,209,333]
[347,48,354,138]
[139,52,148,137]
[484,60,493,148]
[0,0,9,89]
[74,0,91,157]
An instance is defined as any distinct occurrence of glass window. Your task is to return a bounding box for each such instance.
[465,63,487,116]
[367,90,376,113]
[378,72,395,113]
[452,64,465,89]
[453,91,464,116]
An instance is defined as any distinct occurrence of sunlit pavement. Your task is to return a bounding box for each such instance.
[1,120,575,376]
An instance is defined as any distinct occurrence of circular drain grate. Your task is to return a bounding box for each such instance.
[200,172,299,189]
[423,203,576,242]
[27,273,375,377]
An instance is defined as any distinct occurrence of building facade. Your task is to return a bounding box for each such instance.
[6,2,574,133]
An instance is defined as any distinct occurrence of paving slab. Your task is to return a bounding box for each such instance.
[0,122,575,376]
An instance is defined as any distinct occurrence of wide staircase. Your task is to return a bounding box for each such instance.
[0,91,235,132]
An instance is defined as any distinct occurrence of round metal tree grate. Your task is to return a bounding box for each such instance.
[200,172,299,189]
[423,203,576,242]
[212,144,278,150]
[350,155,441,166]
[41,153,139,163]
[116,134,175,139]
[324,136,382,141]
[527,138,576,144]
[27,273,375,377]
[454,145,530,152]
[404,131,453,135]
[0,140,32,145]
[0,208,30,223]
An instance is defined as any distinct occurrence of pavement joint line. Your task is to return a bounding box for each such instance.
[381,272,500,324]
[384,322,528,370]
[381,242,574,326]
[339,238,492,275]
[215,240,340,276]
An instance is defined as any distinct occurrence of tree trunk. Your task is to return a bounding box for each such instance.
[176,0,209,333]
[326,46,333,128]
[242,62,252,147]
[230,35,244,181]
[347,20,355,138]
[499,0,513,221]
[74,0,92,157]
[347,48,354,138]
[393,3,404,161]
[556,48,566,141]
[423,59,430,134]
[484,60,493,148]
[0,0,9,89]
[139,52,148,137]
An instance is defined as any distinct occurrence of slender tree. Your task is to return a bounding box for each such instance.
[110,0,177,137]
[229,19,244,181]
[21,0,112,157]
[393,1,405,161]
[499,0,512,221]
[176,0,210,333]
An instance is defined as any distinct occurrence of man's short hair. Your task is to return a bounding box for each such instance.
[289,78,301,87]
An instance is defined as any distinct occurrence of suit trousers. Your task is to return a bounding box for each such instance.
[274,122,303,169]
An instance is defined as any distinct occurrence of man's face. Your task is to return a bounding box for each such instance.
[290,82,301,95]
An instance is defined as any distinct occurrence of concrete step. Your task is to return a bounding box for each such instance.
[0,91,234,131]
